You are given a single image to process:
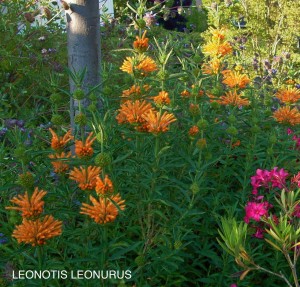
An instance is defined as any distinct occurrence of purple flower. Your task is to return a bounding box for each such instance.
[0,233,8,244]
[263,60,271,69]
[0,127,8,137]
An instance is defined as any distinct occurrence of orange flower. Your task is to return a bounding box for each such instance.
[232,140,241,148]
[273,106,300,125]
[49,128,73,151]
[218,90,250,107]
[6,188,47,218]
[120,56,157,76]
[188,126,199,136]
[275,88,300,104]
[198,90,204,97]
[133,30,149,52]
[210,27,227,40]
[120,57,134,74]
[116,100,153,125]
[202,40,232,57]
[49,152,71,173]
[80,194,125,224]
[285,79,295,85]
[152,91,171,106]
[12,215,62,246]
[143,110,177,134]
[75,132,96,158]
[202,58,221,74]
[69,166,101,190]
[121,84,150,101]
[207,93,218,103]
[136,56,158,75]
[222,70,250,89]
[218,42,233,57]
[181,89,191,98]
[122,85,141,100]
[189,103,200,116]
[143,84,151,92]
[95,175,113,195]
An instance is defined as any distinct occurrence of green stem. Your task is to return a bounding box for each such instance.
[154,135,160,162]
[100,224,108,287]
[255,264,293,287]
[37,246,46,287]
[37,246,43,269]
[283,249,299,287]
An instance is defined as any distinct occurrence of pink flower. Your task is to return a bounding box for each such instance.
[251,169,271,194]
[269,167,288,189]
[292,204,300,218]
[291,172,300,188]
[230,284,238,287]
[244,201,269,223]
[253,227,264,239]
[251,167,288,194]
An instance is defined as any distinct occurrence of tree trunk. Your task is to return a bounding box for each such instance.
[65,0,101,130]
[195,0,203,11]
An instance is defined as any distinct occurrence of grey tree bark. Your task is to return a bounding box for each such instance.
[65,0,101,130]
[195,0,203,11]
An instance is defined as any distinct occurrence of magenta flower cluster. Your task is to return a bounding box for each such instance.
[244,201,269,224]
[250,167,288,195]
[244,167,300,238]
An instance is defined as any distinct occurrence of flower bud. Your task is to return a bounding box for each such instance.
[17,172,34,189]
[228,114,237,124]
[251,125,260,134]
[89,92,98,101]
[174,240,183,249]
[190,182,200,195]
[87,103,97,112]
[157,70,168,81]
[197,119,208,130]
[73,89,85,100]
[50,93,63,104]
[74,113,87,126]
[196,138,207,150]
[189,104,200,116]
[14,146,27,160]
[135,255,145,266]
[51,114,65,125]
[210,101,220,110]
[226,126,238,136]
[94,152,111,168]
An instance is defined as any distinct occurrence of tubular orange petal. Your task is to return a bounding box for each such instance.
[6,188,47,218]
[12,215,62,246]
